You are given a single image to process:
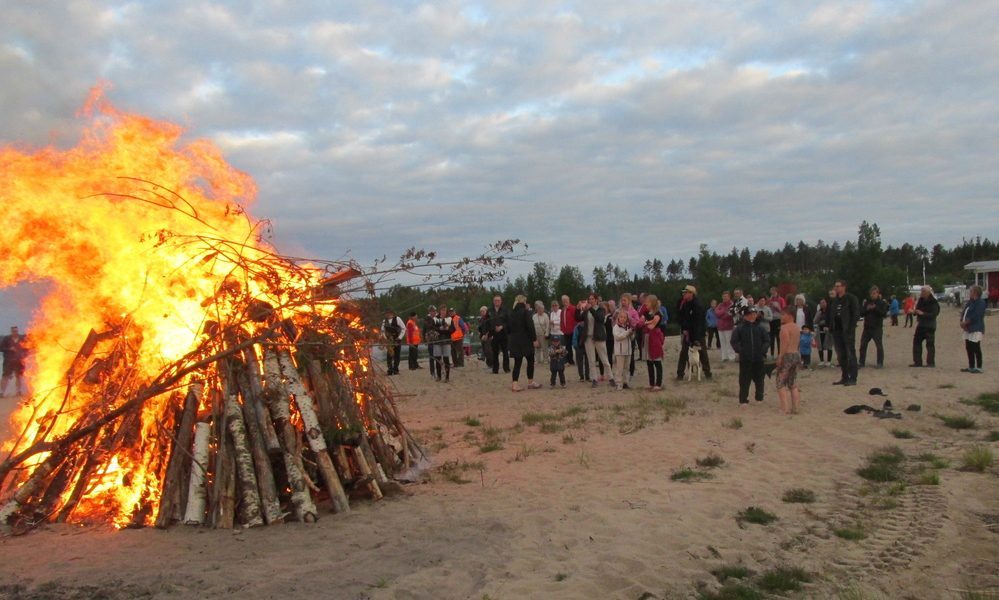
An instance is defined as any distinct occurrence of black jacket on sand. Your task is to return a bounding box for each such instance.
[731,320,770,363]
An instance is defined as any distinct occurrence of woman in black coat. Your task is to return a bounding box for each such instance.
[508,294,540,391]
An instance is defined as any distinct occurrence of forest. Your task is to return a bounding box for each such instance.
[376,222,996,318]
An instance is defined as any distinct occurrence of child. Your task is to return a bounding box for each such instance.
[612,310,634,390]
[549,336,568,388]
[799,325,814,369]
[776,307,802,414]
[730,306,770,406]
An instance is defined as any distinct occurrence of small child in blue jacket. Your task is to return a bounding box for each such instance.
[799,325,814,368]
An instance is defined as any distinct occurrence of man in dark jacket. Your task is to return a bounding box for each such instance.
[488,295,511,374]
[675,285,712,380]
[830,279,860,386]
[731,307,770,404]
[858,286,889,369]
[911,285,941,367]
[575,293,611,387]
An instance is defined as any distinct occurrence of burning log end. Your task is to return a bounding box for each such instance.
[246,300,274,322]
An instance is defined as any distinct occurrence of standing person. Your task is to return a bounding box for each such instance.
[381,310,406,376]
[768,287,786,356]
[549,336,568,388]
[910,285,940,368]
[532,301,551,364]
[715,291,736,362]
[620,293,641,379]
[604,300,617,376]
[405,312,422,370]
[0,327,27,397]
[705,299,720,349]
[903,294,916,327]
[559,295,577,366]
[488,295,511,374]
[640,295,666,391]
[549,300,563,349]
[573,321,588,381]
[889,295,901,326]
[730,289,747,326]
[731,306,770,406]
[508,295,541,391]
[576,293,612,388]
[675,285,712,380]
[858,286,889,369]
[448,309,467,367]
[813,298,833,367]
[960,285,986,374]
[799,325,814,369]
[792,294,813,330]
[424,306,440,379]
[830,280,860,386]
[477,306,493,368]
[612,310,635,390]
[776,307,802,415]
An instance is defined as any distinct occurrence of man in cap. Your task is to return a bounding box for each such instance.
[675,285,712,380]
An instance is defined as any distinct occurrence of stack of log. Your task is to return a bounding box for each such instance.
[0,307,424,533]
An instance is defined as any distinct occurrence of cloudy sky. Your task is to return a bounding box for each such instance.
[2,0,998,326]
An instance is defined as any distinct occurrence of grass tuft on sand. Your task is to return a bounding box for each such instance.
[696,452,726,468]
[961,445,994,472]
[671,467,714,482]
[961,391,999,414]
[832,523,867,540]
[916,452,950,469]
[755,566,811,594]
[782,488,817,503]
[937,414,977,430]
[857,446,906,482]
[723,417,743,430]
[890,429,914,439]
[736,506,778,526]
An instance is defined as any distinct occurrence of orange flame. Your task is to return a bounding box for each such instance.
[0,86,332,526]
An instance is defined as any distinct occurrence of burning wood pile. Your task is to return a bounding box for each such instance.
[0,89,429,532]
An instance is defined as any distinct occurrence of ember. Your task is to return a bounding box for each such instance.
[0,87,423,532]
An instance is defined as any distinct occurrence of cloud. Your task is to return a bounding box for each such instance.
[1,0,997,320]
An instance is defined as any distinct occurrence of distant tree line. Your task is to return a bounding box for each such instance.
[376,222,995,319]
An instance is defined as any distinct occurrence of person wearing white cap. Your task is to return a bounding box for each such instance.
[675,285,712,380]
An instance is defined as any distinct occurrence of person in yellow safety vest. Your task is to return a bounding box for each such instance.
[449,308,467,367]
[406,311,422,370]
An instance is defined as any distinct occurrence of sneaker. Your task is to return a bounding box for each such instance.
[561,383,567,388]
[622,383,630,390]
[832,380,846,385]
[843,380,857,386]
[971,368,984,374]
[609,379,616,387]
[591,380,598,388]
[908,364,922,368]
[961,368,971,372]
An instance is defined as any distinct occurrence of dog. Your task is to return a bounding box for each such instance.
[686,344,702,381]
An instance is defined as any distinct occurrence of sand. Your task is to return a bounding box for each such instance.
[1,309,997,599]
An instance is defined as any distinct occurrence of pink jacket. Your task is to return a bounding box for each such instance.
[714,301,734,331]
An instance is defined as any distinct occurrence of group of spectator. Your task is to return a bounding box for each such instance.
[380,280,988,401]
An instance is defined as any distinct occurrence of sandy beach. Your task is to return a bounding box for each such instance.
[1,309,996,599]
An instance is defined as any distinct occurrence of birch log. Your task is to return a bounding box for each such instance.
[235,370,282,525]
[352,446,383,500]
[261,349,317,522]
[242,347,282,454]
[155,384,201,528]
[182,422,211,525]
[224,396,264,527]
[272,349,350,514]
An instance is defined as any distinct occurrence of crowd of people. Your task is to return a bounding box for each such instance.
[380,281,988,412]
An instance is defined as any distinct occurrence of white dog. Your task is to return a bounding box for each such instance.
[686,344,702,381]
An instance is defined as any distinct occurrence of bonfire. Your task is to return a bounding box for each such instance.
[0,89,471,533]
